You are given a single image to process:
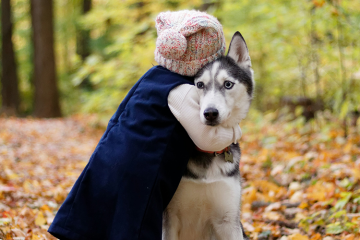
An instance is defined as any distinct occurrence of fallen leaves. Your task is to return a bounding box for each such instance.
[34,211,46,227]
[0,117,102,239]
[288,233,309,240]
[0,114,359,239]
[240,113,360,239]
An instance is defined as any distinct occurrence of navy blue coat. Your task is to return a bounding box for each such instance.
[48,66,195,240]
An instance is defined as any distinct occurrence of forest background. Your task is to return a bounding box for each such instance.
[1,0,360,122]
[1,0,360,239]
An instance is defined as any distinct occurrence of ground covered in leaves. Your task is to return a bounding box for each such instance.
[0,115,359,240]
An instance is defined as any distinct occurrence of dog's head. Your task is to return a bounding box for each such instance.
[194,31,254,127]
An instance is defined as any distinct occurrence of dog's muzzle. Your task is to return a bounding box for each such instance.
[203,108,219,125]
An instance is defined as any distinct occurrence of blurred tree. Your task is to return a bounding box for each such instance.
[1,0,20,115]
[31,0,61,117]
[76,0,93,89]
[310,5,322,100]
[77,0,92,61]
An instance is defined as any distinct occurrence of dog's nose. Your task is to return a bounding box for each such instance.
[204,108,219,121]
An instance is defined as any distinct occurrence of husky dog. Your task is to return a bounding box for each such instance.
[163,32,254,240]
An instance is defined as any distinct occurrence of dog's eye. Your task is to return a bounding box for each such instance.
[196,82,205,89]
[224,81,234,89]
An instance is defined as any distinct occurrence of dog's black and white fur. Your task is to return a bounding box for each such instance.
[163,32,254,240]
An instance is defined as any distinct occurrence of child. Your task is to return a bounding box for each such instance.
[48,10,241,240]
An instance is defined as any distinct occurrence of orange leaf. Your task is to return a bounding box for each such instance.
[312,0,325,7]
[298,202,308,209]
[40,204,50,212]
[310,233,321,240]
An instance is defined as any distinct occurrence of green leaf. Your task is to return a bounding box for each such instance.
[339,178,351,188]
[258,230,271,238]
[344,222,357,231]
[353,196,360,204]
[334,192,352,210]
[313,218,325,225]
[326,222,345,234]
[329,210,346,219]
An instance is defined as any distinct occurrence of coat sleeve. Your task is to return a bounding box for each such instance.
[168,84,242,152]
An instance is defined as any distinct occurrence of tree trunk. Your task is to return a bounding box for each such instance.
[310,7,322,100]
[76,0,92,60]
[31,0,61,117]
[1,0,20,116]
[76,0,93,89]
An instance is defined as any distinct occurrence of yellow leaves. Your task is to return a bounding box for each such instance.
[77,161,87,168]
[252,180,285,199]
[1,115,360,239]
[32,233,42,240]
[298,202,308,209]
[4,168,19,180]
[54,187,67,203]
[0,118,102,239]
[23,180,33,193]
[65,171,80,177]
[352,169,360,182]
[263,211,281,221]
[40,204,50,212]
[1,228,13,240]
[307,190,326,202]
[34,211,46,226]
[288,233,309,240]
[306,181,335,202]
[344,142,352,153]
[240,118,360,239]
[242,187,258,204]
[294,212,307,222]
[23,180,42,194]
[242,181,287,205]
[249,221,262,233]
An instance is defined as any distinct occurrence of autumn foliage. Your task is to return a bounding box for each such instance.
[0,114,359,240]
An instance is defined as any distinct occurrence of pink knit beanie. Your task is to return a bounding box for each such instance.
[155,10,226,76]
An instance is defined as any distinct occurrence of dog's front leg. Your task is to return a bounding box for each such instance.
[212,217,245,240]
[162,209,180,240]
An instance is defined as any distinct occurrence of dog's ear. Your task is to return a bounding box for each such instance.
[227,32,251,69]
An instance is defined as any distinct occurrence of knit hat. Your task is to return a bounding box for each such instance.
[155,10,226,76]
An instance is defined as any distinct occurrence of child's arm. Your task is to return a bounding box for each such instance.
[168,84,242,152]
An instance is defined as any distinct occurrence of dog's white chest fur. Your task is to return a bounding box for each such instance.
[162,150,245,240]
[164,177,242,240]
